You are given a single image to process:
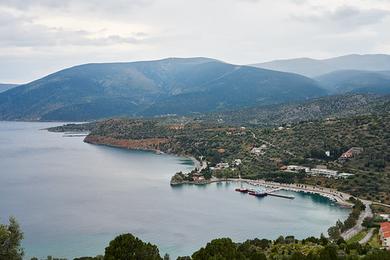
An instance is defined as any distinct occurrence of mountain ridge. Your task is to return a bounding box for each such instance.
[0,57,326,121]
[252,54,390,77]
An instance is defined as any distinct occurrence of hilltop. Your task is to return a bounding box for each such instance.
[0,83,18,93]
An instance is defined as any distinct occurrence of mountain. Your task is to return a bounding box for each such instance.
[252,54,390,77]
[0,57,326,121]
[0,83,18,93]
[315,70,390,94]
[199,94,390,126]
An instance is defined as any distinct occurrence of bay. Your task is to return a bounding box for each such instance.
[0,122,349,259]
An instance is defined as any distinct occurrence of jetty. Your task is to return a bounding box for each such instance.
[235,185,295,200]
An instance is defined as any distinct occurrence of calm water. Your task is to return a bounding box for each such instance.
[0,122,349,259]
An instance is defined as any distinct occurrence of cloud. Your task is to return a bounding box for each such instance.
[293,5,390,29]
[0,10,147,48]
[0,0,390,83]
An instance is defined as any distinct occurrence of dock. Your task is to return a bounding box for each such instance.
[235,186,295,200]
[267,193,295,199]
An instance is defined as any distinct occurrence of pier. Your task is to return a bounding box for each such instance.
[235,185,295,200]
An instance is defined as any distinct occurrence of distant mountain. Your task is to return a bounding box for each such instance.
[252,54,390,77]
[0,83,18,93]
[200,94,390,126]
[0,57,326,121]
[315,70,390,94]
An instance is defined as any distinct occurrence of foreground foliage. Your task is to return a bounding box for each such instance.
[75,233,390,260]
[0,217,24,260]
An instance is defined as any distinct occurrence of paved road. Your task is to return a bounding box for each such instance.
[341,201,373,240]
[359,228,374,244]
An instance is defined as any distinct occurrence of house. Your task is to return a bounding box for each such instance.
[380,214,390,221]
[251,145,267,156]
[339,147,364,162]
[380,222,390,250]
[233,159,242,166]
[214,162,230,170]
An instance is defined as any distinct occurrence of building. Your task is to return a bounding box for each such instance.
[251,145,267,156]
[380,214,390,221]
[310,168,338,178]
[233,159,242,166]
[286,165,310,173]
[380,222,390,250]
[339,147,364,162]
[213,162,230,170]
[285,165,353,179]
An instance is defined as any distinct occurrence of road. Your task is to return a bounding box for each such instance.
[359,228,374,244]
[341,201,373,240]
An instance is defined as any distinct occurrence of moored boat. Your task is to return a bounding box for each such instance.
[235,188,249,193]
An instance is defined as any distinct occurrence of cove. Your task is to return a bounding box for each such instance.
[0,122,350,259]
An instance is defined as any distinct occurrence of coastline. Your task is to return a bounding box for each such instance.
[81,134,390,210]
[84,134,201,174]
[172,178,354,208]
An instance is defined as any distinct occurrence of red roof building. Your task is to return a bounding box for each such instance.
[380,222,390,250]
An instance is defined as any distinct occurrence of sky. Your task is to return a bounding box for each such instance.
[0,0,390,83]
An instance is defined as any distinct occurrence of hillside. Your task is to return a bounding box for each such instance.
[76,111,390,204]
[315,70,390,94]
[252,54,390,77]
[0,58,326,121]
[199,94,390,126]
[0,83,18,93]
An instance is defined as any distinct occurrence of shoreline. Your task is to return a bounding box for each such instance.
[81,135,390,210]
[172,178,354,208]
[83,135,201,174]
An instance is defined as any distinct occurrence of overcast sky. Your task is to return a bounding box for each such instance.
[1,0,390,83]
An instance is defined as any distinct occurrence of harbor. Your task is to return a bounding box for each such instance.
[235,185,295,200]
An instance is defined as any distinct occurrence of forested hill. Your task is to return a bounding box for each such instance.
[0,57,326,121]
[200,94,390,126]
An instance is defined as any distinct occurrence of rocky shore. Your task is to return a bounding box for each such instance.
[84,135,169,153]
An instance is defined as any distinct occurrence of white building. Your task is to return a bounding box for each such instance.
[233,159,242,166]
[285,165,353,179]
[310,168,338,177]
[286,165,310,173]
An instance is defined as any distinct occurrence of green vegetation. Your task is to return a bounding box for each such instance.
[327,199,365,241]
[0,217,24,260]
[368,230,381,249]
[347,230,368,244]
[67,233,390,260]
[200,94,390,126]
[104,234,162,260]
[80,111,390,204]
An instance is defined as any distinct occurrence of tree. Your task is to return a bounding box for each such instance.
[191,238,245,260]
[0,217,24,260]
[104,234,162,260]
[327,226,341,241]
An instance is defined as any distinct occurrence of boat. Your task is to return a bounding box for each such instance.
[235,188,249,193]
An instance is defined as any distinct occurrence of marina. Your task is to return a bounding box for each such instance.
[236,186,295,200]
